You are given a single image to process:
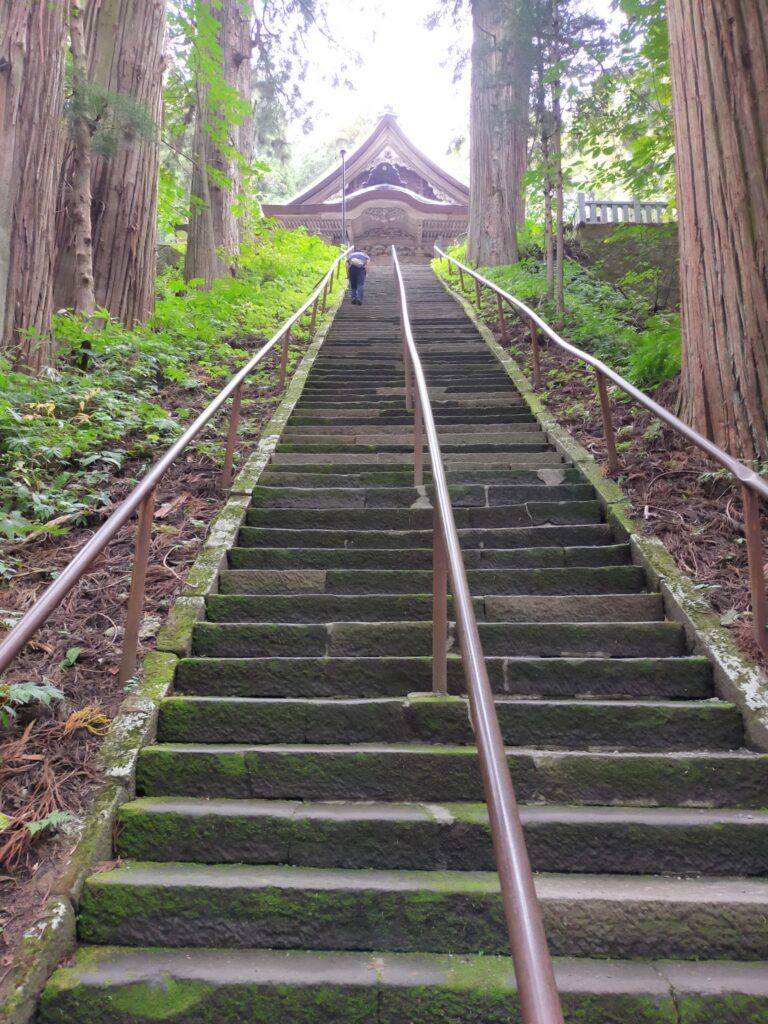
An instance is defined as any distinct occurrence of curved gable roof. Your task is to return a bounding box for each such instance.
[289,114,469,206]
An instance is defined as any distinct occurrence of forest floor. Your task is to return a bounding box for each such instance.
[488,309,768,667]
[0,335,309,978]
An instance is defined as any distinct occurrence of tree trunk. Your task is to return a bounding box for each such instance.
[467,0,536,267]
[551,0,565,314]
[69,0,96,318]
[55,0,166,325]
[0,1,66,369]
[535,53,555,300]
[185,0,252,285]
[668,0,768,461]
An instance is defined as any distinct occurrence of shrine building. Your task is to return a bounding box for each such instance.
[262,114,469,259]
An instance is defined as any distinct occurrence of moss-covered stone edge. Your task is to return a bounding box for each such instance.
[0,281,347,1024]
[434,269,768,751]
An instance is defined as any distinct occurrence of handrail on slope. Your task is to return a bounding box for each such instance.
[435,245,768,658]
[391,247,564,1024]
[0,250,349,685]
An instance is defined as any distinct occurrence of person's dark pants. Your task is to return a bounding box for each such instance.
[349,265,366,304]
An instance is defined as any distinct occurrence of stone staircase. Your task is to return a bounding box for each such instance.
[39,266,768,1022]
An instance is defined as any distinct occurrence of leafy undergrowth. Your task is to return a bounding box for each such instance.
[0,226,340,968]
[0,224,335,546]
[435,254,767,667]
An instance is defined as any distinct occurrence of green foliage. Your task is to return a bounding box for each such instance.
[0,682,64,729]
[0,226,336,537]
[434,242,681,393]
[570,0,674,201]
[25,811,74,837]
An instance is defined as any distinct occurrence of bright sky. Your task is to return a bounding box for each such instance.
[290,0,622,180]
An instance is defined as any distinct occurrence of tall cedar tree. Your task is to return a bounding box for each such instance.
[185,0,252,285]
[55,0,166,325]
[0,1,67,369]
[467,0,537,266]
[668,0,768,461]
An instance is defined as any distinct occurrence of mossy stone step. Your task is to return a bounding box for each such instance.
[156,695,741,751]
[236,524,612,551]
[227,543,632,572]
[250,480,592,507]
[218,565,647,596]
[275,441,552,455]
[76,862,768,961]
[244,502,602,530]
[258,467,582,487]
[116,798,768,876]
[191,620,686,659]
[204,592,663,625]
[135,744,767,807]
[269,453,565,469]
[38,947,768,1024]
[173,655,713,701]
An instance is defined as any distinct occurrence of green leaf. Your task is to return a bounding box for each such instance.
[25,811,73,837]
[61,647,83,669]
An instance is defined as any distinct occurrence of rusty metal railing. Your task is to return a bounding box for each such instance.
[435,246,768,658]
[392,247,564,1024]
[0,250,349,685]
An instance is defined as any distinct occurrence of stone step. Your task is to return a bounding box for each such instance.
[278,432,548,448]
[204,592,663,624]
[269,451,565,467]
[274,441,552,454]
[76,862,768,961]
[39,947,768,1024]
[174,655,713,700]
[156,696,741,750]
[237,523,611,551]
[250,479,592,507]
[218,565,647,596]
[135,744,766,807]
[246,493,593,524]
[228,543,631,571]
[116,798,768,876]
[258,467,579,487]
[191,620,686,659]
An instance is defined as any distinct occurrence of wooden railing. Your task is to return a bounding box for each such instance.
[576,192,671,226]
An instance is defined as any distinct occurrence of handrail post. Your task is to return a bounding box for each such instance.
[413,389,424,486]
[309,296,319,337]
[119,486,157,685]
[221,382,243,490]
[474,278,482,308]
[742,486,768,657]
[496,293,508,343]
[328,269,334,295]
[530,320,543,390]
[321,282,328,312]
[432,506,448,695]
[279,328,291,389]
[458,267,465,293]
[336,259,342,280]
[596,369,621,475]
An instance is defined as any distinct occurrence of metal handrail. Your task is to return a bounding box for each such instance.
[435,246,768,657]
[391,248,564,1024]
[0,249,349,684]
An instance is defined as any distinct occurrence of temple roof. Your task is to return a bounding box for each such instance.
[287,114,469,207]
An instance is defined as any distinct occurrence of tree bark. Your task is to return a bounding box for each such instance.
[668,0,768,461]
[467,0,536,267]
[551,0,565,314]
[55,0,166,325]
[68,0,97,318]
[185,0,252,285]
[535,56,555,301]
[0,1,66,369]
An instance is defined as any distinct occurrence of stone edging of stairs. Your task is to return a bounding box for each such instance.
[437,271,768,751]
[0,280,348,1024]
